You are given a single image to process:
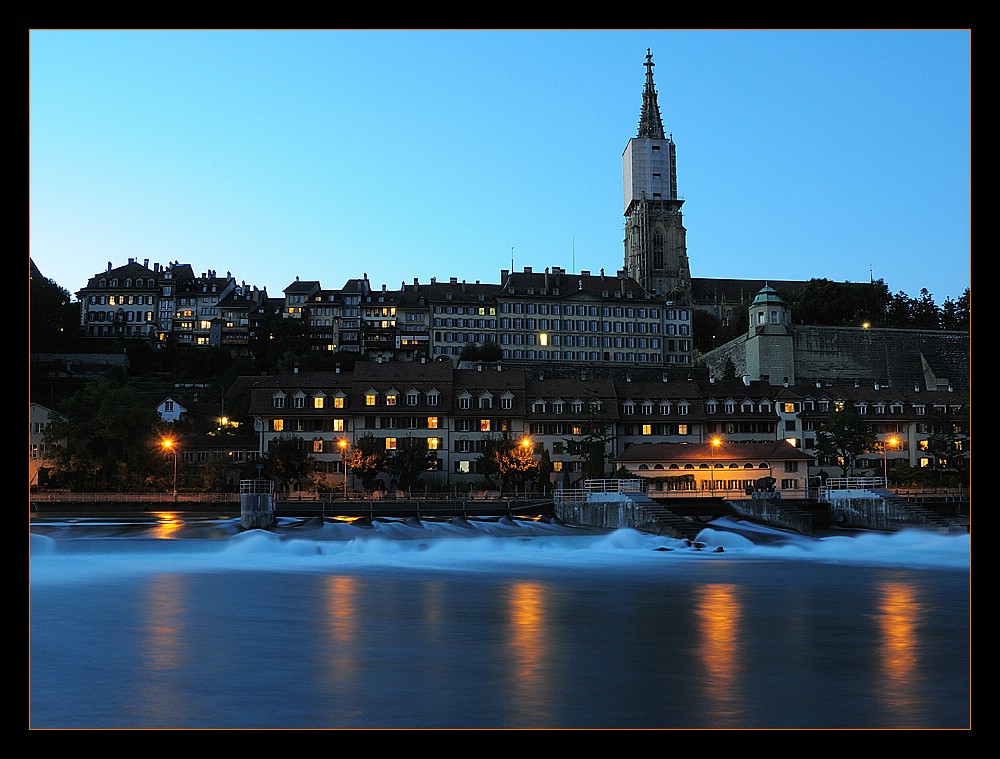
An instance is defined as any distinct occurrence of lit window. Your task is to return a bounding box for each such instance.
[334,397,345,409]
[314,397,324,409]
[333,419,344,432]
[386,394,397,406]
[366,393,377,406]
[427,438,440,450]
[480,419,491,432]
[385,438,397,450]
[642,424,652,435]
[273,419,284,432]
[428,417,439,429]
[313,440,324,453]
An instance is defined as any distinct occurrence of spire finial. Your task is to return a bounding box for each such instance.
[637,49,665,139]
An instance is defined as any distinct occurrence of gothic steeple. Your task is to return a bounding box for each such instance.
[637,48,665,139]
[622,48,691,305]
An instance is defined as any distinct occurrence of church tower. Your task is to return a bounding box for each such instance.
[623,49,692,303]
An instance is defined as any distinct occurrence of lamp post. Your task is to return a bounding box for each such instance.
[520,436,532,498]
[338,438,348,499]
[882,436,899,487]
[163,439,178,501]
[710,436,721,492]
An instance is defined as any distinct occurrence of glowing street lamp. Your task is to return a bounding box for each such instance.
[882,436,899,487]
[162,438,178,500]
[338,438,349,497]
[710,437,722,492]
[519,437,533,497]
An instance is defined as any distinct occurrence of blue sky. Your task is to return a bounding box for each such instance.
[29,29,971,304]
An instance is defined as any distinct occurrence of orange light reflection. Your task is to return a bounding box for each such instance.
[694,583,745,724]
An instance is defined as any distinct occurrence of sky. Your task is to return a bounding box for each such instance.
[29,29,971,304]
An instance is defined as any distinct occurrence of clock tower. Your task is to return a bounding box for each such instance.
[623,49,692,303]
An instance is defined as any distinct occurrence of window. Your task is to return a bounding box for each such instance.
[458,396,471,410]
[427,417,439,429]
[293,395,305,409]
[642,424,652,436]
[427,437,441,450]
[333,419,344,432]
[385,438,397,450]
[273,419,284,432]
[334,396,345,409]
[480,419,491,432]
[313,440,324,453]
[273,396,286,409]
[386,394,397,406]
[501,396,513,410]
[313,396,325,409]
[365,393,377,406]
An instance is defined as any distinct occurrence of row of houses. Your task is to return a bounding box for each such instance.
[71,258,696,368]
[232,360,967,495]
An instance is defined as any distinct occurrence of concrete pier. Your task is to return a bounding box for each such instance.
[240,480,275,530]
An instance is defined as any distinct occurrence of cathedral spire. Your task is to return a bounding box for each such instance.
[637,48,665,140]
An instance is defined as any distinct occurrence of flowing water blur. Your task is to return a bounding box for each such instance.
[29,515,971,729]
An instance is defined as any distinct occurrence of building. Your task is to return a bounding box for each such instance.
[622,49,693,303]
[29,402,58,488]
[76,259,161,340]
[614,440,814,497]
[243,357,967,492]
[698,285,970,393]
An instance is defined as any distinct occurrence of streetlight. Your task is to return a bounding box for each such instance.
[520,436,532,497]
[710,436,721,492]
[162,438,178,500]
[338,438,349,498]
[882,436,899,487]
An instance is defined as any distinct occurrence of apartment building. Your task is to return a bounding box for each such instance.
[244,362,968,491]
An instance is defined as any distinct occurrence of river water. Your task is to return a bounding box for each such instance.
[29,514,971,730]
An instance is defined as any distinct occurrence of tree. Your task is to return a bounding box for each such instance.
[814,408,877,477]
[923,408,967,484]
[30,269,79,352]
[478,432,537,491]
[790,279,891,327]
[536,447,553,493]
[389,436,436,491]
[266,435,314,493]
[565,393,613,483]
[43,378,164,491]
[344,433,388,492]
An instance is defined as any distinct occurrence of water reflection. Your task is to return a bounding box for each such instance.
[322,575,361,700]
[507,581,552,726]
[149,512,184,539]
[139,573,190,724]
[695,583,745,725]
[875,580,925,724]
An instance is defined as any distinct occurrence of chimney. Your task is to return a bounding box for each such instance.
[496,363,502,372]
[144,259,149,268]
[742,375,751,386]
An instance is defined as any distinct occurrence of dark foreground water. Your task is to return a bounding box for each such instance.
[29,515,971,730]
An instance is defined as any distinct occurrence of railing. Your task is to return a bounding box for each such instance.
[29,492,241,503]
